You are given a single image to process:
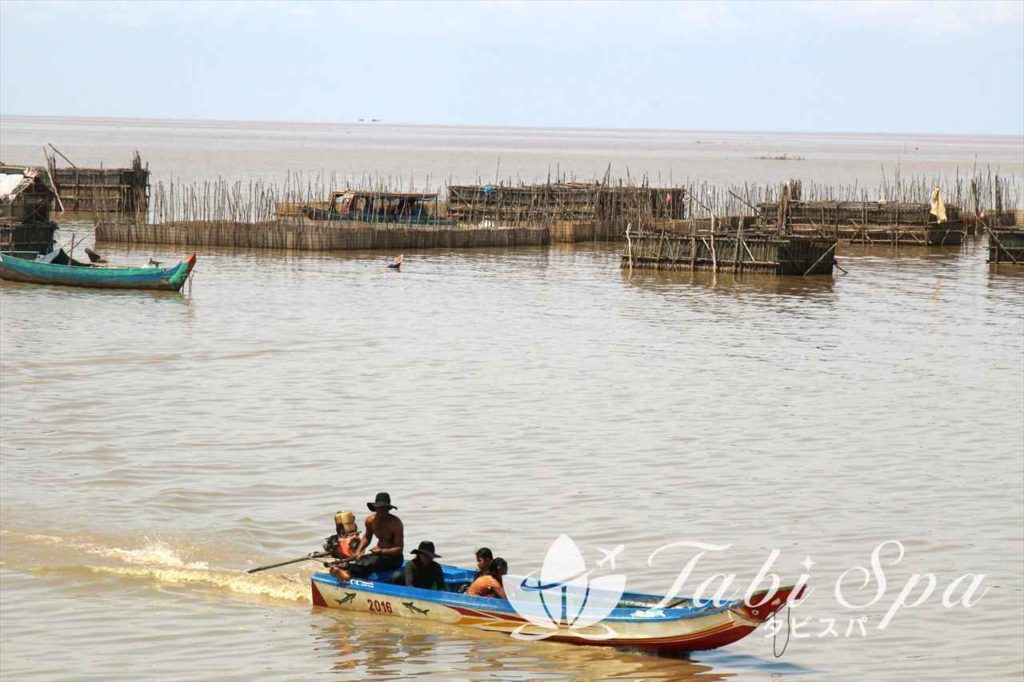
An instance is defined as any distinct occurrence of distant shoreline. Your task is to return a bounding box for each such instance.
[1,113,1020,141]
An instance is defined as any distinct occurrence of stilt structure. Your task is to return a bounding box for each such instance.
[987,227,1024,264]
[622,183,837,276]
[0,165,58,254]
[47,149,149,217]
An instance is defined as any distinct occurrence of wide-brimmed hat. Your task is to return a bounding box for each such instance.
[411,540,441,559]
[367,492,397,512]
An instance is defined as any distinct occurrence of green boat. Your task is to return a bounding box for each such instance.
[0,250,196,291]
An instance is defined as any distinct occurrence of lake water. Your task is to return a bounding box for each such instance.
[1,117,1022,680]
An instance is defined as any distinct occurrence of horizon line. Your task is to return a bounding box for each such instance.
[1,113,1021,140]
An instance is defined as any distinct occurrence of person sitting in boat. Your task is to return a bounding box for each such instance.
[329,492,404,581]
[466,557,508,599]
[400,541,445,591]
[323,511,360,560]
[474,547,493,579]
[457,547,494,593]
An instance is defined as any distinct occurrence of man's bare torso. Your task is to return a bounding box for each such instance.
[367,512,403,550]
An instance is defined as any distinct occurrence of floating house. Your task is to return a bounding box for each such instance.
[0,165,58,254]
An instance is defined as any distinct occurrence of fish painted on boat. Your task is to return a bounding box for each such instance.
[402,601,430,616]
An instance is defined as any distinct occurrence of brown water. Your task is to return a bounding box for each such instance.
[1,118,1023,680]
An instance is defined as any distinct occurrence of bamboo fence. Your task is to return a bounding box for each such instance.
[88,167,1020,253]
[140,168,1020,229]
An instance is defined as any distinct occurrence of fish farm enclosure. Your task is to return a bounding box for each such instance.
[756,198,964,245]
[2,149,1021,278]
[622,226,837,276]
[988,227,1024,264]
[46,149,150,216]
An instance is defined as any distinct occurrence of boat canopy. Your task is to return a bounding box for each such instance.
[328,190,439,218]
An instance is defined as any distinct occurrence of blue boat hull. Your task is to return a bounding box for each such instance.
[310,564,802,652]
[0,252,196,291]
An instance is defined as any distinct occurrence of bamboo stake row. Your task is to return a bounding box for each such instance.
[139,168,1022,229]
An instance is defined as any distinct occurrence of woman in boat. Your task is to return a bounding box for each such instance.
[401,541,445,591]
[466,557,507,599]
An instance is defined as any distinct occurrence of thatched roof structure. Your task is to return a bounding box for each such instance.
[0,165,58,223]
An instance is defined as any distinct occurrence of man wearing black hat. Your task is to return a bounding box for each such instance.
[401,541,446,591]
[329,492,404,582]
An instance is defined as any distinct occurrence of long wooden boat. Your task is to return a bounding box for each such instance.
[297,190,454,226]
[311,565,802,652]
[0,251,196,291]
[301,206,454,226]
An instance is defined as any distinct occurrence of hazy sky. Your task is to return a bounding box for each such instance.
[1,1,1022,134]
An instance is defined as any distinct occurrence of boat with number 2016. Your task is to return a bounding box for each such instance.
[0,250,196,291]
[311,566,803,652]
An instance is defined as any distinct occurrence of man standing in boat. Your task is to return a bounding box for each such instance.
[329,492,404,582]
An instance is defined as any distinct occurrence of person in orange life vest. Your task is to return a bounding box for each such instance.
[466,557,508,599]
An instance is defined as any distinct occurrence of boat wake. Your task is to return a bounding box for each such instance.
[74,564,309,603]
[1,529,309,604]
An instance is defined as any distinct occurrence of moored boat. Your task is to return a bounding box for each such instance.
[296,190,454,226]
[0,250,196,291]
[311,566,802,652]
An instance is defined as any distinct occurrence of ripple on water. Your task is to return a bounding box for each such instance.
[1,232,1022,680]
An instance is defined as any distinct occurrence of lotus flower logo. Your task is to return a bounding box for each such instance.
[507,535,627,641]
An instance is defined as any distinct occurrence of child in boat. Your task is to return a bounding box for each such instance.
[466,557,507,599]
[458,547,493,593]
[474,547,493,579]
[401,541,446,590]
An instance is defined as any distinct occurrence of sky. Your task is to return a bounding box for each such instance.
[1,0,1022,135]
